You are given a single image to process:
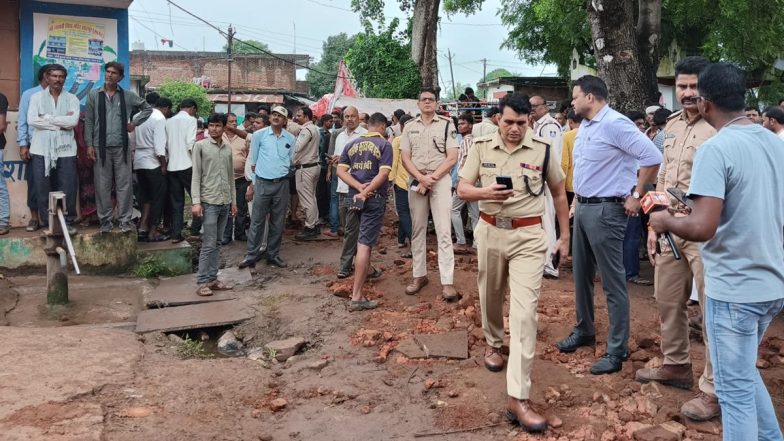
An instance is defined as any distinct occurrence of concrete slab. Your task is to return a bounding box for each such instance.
[144,267,251,308]
[144,275,237,308]
[415,330,469,359]
[135,299,256,333]
[394,337,427,359]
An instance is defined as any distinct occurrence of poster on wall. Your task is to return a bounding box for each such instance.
[32,13,118,104]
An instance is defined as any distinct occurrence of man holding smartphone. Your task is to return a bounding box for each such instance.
[401,88,460,301]
[457,93,570,432]
[336,113,393,311]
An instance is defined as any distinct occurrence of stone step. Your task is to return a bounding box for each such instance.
[136,240,193,277]
[142,267,252,308]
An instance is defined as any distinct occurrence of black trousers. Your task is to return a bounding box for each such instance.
[136,167,167,230]
[31,154,77,225]
[167,168,201,237]
[223,178,250,240]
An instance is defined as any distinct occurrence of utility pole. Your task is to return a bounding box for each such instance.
[482,58,487,99]
[447,49,456,101]
[227,25,234,114]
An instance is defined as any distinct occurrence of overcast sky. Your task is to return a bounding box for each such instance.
[128,0,556,91]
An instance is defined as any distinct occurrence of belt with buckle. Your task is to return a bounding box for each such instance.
[480,212,541,229]
[294,162,319,170]
[576,196,625,204]
[258,176,288,183]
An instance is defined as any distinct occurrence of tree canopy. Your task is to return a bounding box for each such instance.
[499,0,784,89]
[222,39,271,54]
[156,80,212,118]
[306,33,358,98]
[345,19,421,99]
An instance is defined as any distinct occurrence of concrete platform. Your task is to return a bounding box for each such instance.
[0,226,192,276]
[135,298,256,333]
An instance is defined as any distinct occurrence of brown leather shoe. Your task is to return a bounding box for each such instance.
[681,392,721,421]
[635,363,694,390]
[484,346,504,372]
[405,276,429,295]
[505,397,547,432]
[442,284,459,302]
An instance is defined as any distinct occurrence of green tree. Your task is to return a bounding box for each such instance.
[306,33,358,98]
[352,0,485,93]
[156,80,212,118]
[345,19,421,99]
[499,0,784,112]
[222,39,270,54]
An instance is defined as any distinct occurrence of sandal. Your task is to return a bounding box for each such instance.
[368,267,383,279]
[208,280,234,291]
[349,299,378,312]
[337,270,352,279]
[196,284,213,297]
[401,250,412,258]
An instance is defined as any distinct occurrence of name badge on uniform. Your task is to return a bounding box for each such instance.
[481,162,496,168]
[521,162,542,171]
[409,130,420,135]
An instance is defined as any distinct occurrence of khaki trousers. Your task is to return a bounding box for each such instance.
[295,166,320,229]
[654,235,715,396]
[409,176,454,284]
[476,219,547,400]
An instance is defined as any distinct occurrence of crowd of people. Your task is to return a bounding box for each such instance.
[0,58,782,440]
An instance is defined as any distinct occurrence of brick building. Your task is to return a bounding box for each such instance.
[130,50,311,114]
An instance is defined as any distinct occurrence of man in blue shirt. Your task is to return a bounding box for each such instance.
[239,106,296,269]
[650,63,784,441]
[556,75,662,375]
[16,64,50,232]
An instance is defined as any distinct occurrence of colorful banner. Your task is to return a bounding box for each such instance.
[33,13,119,103]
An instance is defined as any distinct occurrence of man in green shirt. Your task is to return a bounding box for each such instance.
[191,113,237,296]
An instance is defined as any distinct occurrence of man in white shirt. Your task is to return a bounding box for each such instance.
[530,95,564,279]
[27,64,80,234]
[166,99,200,243]
[135,94,170,241]
[333,106,367,278]
[762,106,784,140]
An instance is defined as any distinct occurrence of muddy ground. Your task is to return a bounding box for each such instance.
[1,211,783,441]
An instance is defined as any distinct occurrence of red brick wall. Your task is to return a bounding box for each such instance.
[0,0,20,109]
[130,51,306,91]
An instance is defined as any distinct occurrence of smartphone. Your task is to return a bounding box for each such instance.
[410,180,428,195]
[552,250,561,269]
[496,176,513,190]
[351,198,365,211]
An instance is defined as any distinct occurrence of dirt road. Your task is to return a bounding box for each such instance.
[1,219,782,440]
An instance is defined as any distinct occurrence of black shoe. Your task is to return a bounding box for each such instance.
[171,234,184,244]
[235,234,248,241]
[337,268,353,279]
[66,225,78,236]
[221,237,232,246]
[238,258,257,269]
[590,353,626,375]
[294,228,320,241]
[555,332,596,353]
[266,256,287,268]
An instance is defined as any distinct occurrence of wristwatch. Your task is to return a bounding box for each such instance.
[632,191,641,199]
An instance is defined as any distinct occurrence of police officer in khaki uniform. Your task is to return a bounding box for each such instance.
[635,56,720,421]
[458,93,570,433]
[292,107,322,240]
[400,88,460,300]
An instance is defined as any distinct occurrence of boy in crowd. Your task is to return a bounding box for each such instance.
[191,113,237,297]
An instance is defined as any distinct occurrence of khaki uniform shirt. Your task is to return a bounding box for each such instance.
[293,121,320,165]
[459,130,564,218]
[400,114,459,172]
[658,110,716,206]
[223,133,249,180]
